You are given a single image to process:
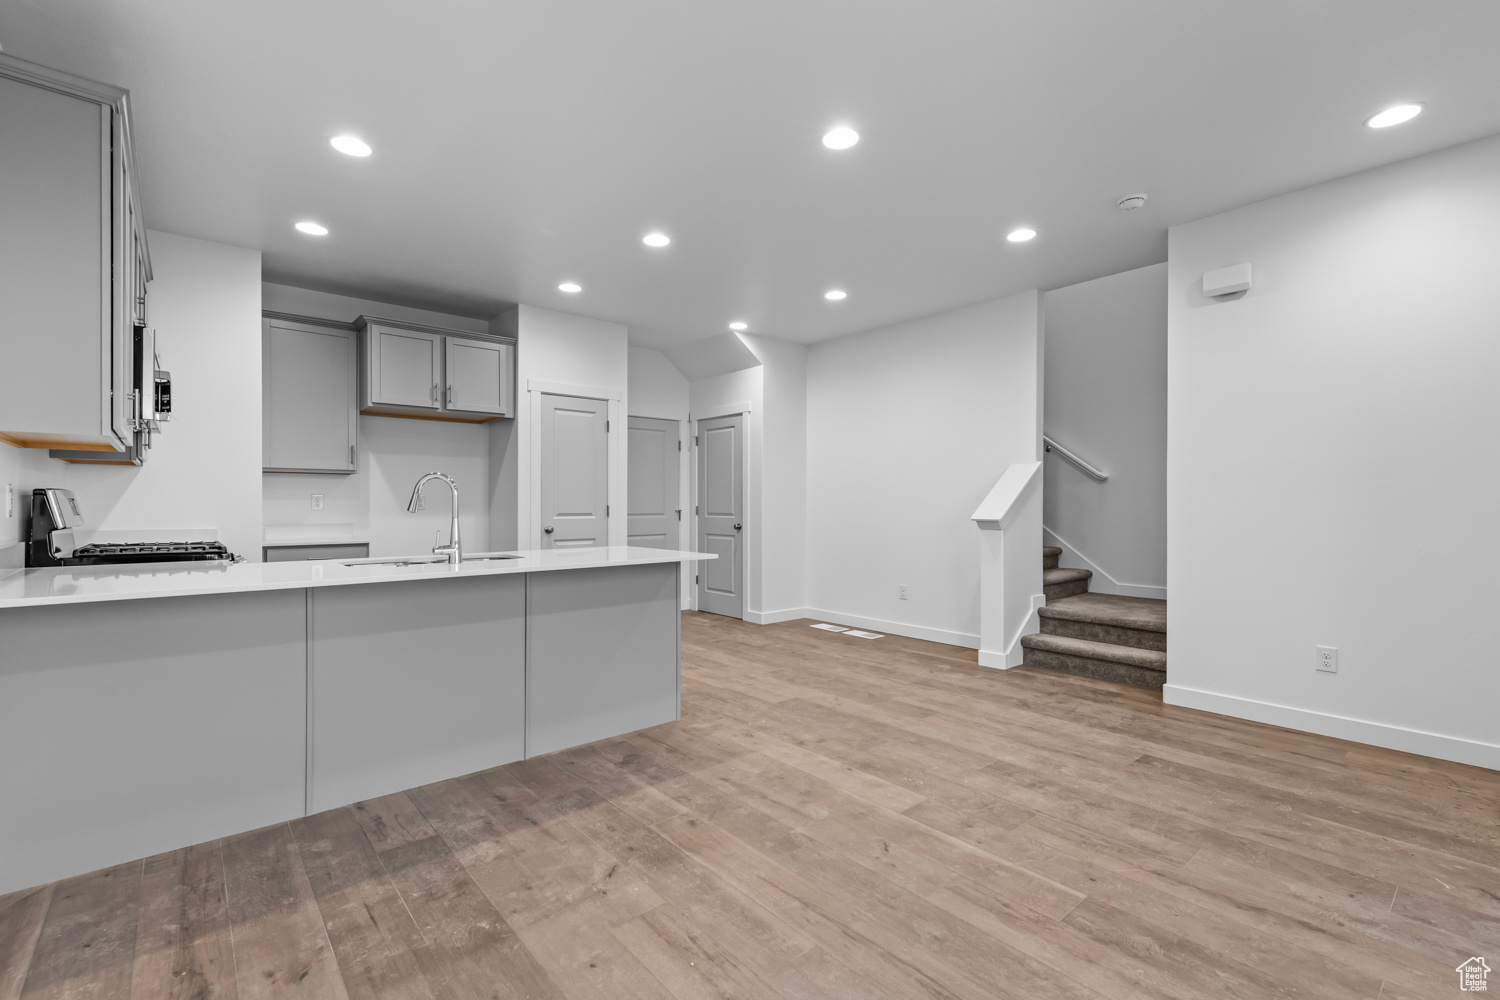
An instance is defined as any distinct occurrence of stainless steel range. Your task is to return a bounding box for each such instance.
[26,488,236,567]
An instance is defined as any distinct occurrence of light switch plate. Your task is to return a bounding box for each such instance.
[5,483,12,518]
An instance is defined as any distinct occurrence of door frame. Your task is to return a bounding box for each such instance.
[690,402,752,616]
[527,380,623,550]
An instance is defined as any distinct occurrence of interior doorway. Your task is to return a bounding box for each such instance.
[695,411,744,617]
[626,416,680,549]
[538,392,608,548]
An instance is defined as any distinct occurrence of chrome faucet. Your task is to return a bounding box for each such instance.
[406,472,462,564]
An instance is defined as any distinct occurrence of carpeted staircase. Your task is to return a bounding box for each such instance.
[1020,546,1167,689]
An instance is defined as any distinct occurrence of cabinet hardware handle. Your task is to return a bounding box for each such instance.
[430,384,438,403]
[447,384,454,406]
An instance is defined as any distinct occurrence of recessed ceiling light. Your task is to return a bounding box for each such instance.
[1006,227,1037,243]
[728,321,748,331]
[824,289,847,301]
[642,232,671,247]
[330,134,372,157]
[822,126,859,150]
[558,282,582,293]
[295,221,329,236]
[1366,103,1423,128]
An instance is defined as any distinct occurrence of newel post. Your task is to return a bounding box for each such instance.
[971,461,1044,669]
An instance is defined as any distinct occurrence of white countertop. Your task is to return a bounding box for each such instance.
[0,547,712,609]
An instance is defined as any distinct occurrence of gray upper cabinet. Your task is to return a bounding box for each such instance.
[445,336,513,416]
[356,316,514,423]
[0,53,150,457]
[365,325,443,411]
[263,318,358,474]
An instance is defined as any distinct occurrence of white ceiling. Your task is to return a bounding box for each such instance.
[3,1,1499,348]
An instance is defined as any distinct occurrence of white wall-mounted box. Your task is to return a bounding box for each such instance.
[1203,262,1252,298]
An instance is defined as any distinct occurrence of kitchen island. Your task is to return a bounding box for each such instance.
[0,546,710,894]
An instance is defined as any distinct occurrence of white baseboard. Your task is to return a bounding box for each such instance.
[745,607,810,625]
[1163,684,1500,772]
[800,608,979,649]
[1043,527,1166,601]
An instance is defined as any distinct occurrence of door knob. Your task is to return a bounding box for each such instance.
[733,523,742,530]
[544,526,554,534]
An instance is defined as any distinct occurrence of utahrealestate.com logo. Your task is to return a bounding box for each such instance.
[1459,957,1491,992]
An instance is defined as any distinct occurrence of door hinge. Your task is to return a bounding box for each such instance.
[606,504,610,516]
[695,505,700,515]
[678,439,682,451]
[696,574,699,584]
[606,419,610,432]
[694,435,699,446]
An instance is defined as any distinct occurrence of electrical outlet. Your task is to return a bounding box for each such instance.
[898,583,908,600]
[311,493,324,511]
[1315,645,1338,673]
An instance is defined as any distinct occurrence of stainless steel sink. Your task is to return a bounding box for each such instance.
[343,554,523,568]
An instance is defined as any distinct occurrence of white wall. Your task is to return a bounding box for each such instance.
[628,346,689,419]
[1166,133,1500,770]
[0,232,262,565]
[260,282,494,556]
[499,305,629,549]
[806,292,1042,646]
[263,417,491,558]
[0,426,65,567]
[262,283,490,335]
[1043,262,1167,597]
[742,335,807,620]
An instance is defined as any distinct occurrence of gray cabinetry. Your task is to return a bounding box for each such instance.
[356,315,515,423]
[446,336,513,416]
[307,575,527,812]
[0,53,149,457]
[365,324,443,411]
[262,317,358,473]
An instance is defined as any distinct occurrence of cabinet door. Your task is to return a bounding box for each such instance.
[263,320,357,473]
[368,326,443,409]
[444,337,512,416]
[0,75,112,447]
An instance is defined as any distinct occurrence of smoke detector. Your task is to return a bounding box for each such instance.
[1117,193,1148,212]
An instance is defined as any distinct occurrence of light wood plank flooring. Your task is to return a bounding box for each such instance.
[3,612,1497,999]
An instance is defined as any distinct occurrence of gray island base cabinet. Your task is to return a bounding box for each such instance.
[0,557,687,894]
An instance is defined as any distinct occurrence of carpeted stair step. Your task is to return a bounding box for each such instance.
[1043,545,1061,570]
[1038,593,1166,652]
[1043,567,1092,601]
[1019,633,1166,689]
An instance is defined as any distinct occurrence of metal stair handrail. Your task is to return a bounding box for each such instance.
[1042,435,1108,482]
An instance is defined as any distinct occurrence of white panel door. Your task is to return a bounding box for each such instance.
[627,416,679,549]
[369,327,442,409]
[540,393,608,548]
[696,412,743,618]
[445,337,508,416]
